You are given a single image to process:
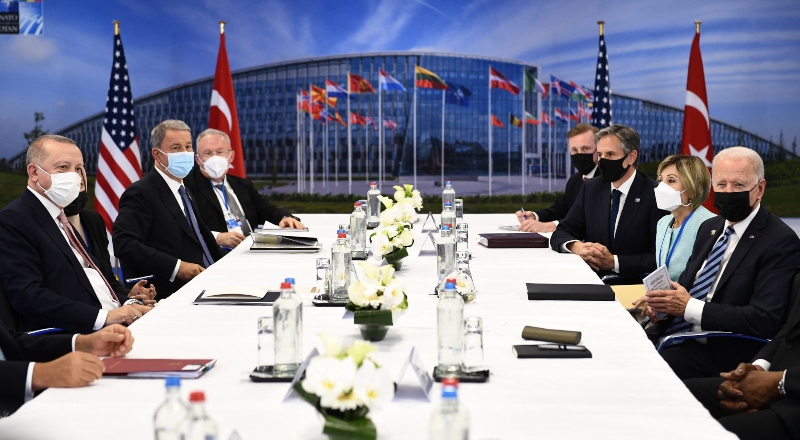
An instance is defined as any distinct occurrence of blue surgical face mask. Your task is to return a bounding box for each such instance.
[157,149,194,179]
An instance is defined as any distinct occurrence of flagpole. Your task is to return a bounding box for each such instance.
[507,113,511,183]
[335,114,339,186]
[548,89,553,192]
[413,64,418,189]
[521,67,526,195]
[378,82,383,190]
[347,73,352,195]
[324,100,329,189]
[565,99,571,179]
[537,86,542,186]
[296,94,301,192]
[488,65,493,197]
[365,117,369,183]
[441,89,445,188]
[309,84,314,194]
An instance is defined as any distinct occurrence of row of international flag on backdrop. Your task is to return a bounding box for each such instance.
[95,20,716,217]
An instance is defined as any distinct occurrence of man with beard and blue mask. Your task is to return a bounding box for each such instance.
[550,124,667,282]
[646,146,800,380]
[0,135,152,333]
[183,129,304,252]
[113,120,221,298]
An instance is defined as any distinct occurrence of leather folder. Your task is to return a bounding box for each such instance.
[478,233,549,248]
[526,283,615,301]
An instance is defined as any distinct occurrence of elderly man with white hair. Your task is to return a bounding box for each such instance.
[646,146,800,380]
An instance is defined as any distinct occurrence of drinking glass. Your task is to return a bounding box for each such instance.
[462,316,484,372]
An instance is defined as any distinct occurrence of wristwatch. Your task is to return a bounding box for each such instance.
[778,370,787,396]
[124,299,144,306]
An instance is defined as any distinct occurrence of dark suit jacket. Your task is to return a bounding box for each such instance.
[183,165,292,232]
[79,209,129,299]
[0,325,73,416]
[534,166,601,223]
[0,189,120,333]
[113,169,221,298]
[672,207,800,341]
[550,171,667,277]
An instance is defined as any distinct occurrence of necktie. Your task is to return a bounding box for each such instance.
[0,346,5,361]
[664,226,735,336]
[56,212,120,305]
[609,189,622,249]
[178,186,214,268]
[215,183,251,236]
[583,177,588,182]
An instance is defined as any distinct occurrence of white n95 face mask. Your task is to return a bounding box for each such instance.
[654,181,689,212]
[202,155,230,180]
[36,165,82,208]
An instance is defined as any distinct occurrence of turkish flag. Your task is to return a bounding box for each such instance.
[680,30,715,212]
[208,31,246,178]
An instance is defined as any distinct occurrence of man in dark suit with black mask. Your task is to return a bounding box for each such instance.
[183,128,304,251]
[550,124,667,279]
[516,123,601,233]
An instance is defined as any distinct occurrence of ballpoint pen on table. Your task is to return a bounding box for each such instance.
[521,207,527,220]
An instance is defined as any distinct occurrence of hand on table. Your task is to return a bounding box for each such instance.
[177,261,204,281]
[75,324,134,358]
[517,219,556,233]
[128,280,156,306]
[279,217,305,229]
[216,231,245,248]
[568,242,614,271]
[31,352,105,391]
[104,304,151,326]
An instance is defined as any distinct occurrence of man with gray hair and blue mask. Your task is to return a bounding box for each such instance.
[113,120,221,298]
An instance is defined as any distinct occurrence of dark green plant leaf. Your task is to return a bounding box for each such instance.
[354,309,393,325]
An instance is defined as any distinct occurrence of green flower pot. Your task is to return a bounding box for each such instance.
[358,324,390,342]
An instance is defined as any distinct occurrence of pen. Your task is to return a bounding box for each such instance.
[125,275,155,284]
[521,206,527,220]
[538,344,587,351]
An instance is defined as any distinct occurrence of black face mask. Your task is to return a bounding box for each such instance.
[63,190,88,217]
[598,153,630,183]
[714,185,758,223]
[572,153,597,176]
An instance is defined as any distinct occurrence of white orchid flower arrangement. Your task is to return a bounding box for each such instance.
[392,184,423,212]
[295,335,394,440]
[369,196,414,266]
[346,262,409,326]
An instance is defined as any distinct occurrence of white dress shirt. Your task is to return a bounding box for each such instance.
[26,188,118,330]
[207,177,247,238]
[21,333,79,402]
[683,204,761,331]
[154,168,186,282]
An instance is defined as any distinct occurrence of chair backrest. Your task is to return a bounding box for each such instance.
[0,282,20,331]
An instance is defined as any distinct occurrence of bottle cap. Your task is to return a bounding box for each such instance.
[441,377,459,387]
[354,201,361,207]
[442,225,451,231]
[285,278,295,284]
[189,391,205,403]
[337,233,347,238]
[445,281,456,290]
[445,201,452,207]
[446,277,456,284]
[280,282,292,289]
[446,181,452,185]
[165,376,181,388]
[370,181,377,185]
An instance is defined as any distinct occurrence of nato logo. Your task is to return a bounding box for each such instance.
[0,0,43,35]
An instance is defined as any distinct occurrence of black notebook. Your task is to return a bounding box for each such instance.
[525,283,615,301]
[512,344,592,359]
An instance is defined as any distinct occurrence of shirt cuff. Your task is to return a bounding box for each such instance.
[71,334,78,352]
[93,309,108,331]
[211,231,220,239]
[25,363,35,402]
[169,260,181,282]
[683,297,705,325]
[613,255,620,273]
[531,212,539,221]
[561,240,578,253]
[752,359,771,371]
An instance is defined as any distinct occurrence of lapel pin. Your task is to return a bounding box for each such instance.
[634,198,640,203]
[711,230,717,236]
[749,235,755,239]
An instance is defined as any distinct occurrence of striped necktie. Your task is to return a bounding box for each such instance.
[664,225,735,336]
[178,186,214,268]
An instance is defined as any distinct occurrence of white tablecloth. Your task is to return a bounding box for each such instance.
[0,214,736,439]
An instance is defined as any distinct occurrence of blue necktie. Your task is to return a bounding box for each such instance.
[0,346,5,361]
[664,225,735,335]
[609,189,622,248]
[178,185,214,268]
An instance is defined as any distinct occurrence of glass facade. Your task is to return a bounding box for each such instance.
[52,52,785,180]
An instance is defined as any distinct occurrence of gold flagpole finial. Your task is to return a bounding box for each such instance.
[598,21,605,36]
[114,20,120,36]
[219,21,226,35]
[695,20,702,34]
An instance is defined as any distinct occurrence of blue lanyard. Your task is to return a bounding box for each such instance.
[658,209,696,268]
[212,181,231,212]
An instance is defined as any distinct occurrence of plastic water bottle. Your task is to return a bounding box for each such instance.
[437,226,457,287]
[367,181,381,228]
[331,231,352,301]
[273,281,302,376]
[442,181,456,211]
[441,201,456,230]
[284,278,297,295]
[350,202,368,260]
[437,281,464,373]
[153,376,188,440]
[182,391,217,440]
[428,378,470,440]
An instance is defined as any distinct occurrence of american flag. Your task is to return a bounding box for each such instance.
[591,31,612,128]
[95,28,142,233]
[383,118,398,130]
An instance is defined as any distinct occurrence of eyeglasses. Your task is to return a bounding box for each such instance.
[197,149,232,160]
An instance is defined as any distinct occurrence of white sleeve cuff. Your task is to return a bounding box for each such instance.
[169,260,181,282]
[552,220,559,227]
[211,231,220,239]
[531,212,539,221]
[684,297,705,325]
[93,310,108,331]
[613,255,620,273]
[25,363,35,402]
[752,359,771,371]
[561,240,578,253]
[71,334,78,352]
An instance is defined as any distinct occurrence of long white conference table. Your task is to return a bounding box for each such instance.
[0,214,736,439]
